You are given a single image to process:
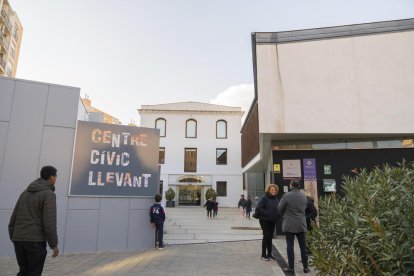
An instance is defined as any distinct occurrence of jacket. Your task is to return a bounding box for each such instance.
[244,199,252,213]
[150,203,165,224]
[237,198,246,208]
[8,178,58,249]
[204,200,214,211]
[305,197,318,230]
[255,193,281,222]
[278,189,307,233]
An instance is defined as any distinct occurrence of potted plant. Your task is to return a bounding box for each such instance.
[205,188,217,201]
[165,188,176,207]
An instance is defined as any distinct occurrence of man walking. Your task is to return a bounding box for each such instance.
[278,180,310,274]
[8,166,59,276]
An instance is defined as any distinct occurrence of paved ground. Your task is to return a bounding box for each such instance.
[0,208,317,275]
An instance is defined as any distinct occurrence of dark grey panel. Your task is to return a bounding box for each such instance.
[129,197,154,209]
[0,210,14,257]
[254,18,414,44]
[63,209,100,253]
[127,209,155,250]
[97,198,129,251]
[45,85,80,128]
[0,81,48,208]
[0,78,15,121]
[68,197,101,209]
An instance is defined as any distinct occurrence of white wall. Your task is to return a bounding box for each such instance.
[140,104,243,207]
[256,30,414,135]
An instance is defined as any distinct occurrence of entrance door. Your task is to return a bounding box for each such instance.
[178,185,201,206]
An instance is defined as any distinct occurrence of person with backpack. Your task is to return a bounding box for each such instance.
[150,194,166,249]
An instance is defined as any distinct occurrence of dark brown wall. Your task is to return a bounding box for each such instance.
[241,103,259,167]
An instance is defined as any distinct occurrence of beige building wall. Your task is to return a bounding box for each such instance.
[256,30,414,135]
[0,0,23,77]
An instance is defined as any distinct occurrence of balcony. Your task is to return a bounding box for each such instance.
[1,9,13,34]
[0,36,10,51]
[0,56,6,74]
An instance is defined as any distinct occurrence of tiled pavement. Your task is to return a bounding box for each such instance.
[0,208,317,275]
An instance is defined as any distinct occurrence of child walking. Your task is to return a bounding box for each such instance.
[245,196,252,219]
[150,194,166,249]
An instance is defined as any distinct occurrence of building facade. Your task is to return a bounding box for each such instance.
[81,96,121,124]
[242,19,414,206]
[139,102,244,207]
[0,0,22,77]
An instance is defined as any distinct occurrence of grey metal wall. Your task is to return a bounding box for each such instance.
[0,77,154,257]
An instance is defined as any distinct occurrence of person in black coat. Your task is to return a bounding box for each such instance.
[204,198,214,219]
[244,196,252,219]
[305,196,318,231]
[254,184,281,261]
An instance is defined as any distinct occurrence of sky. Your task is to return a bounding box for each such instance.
[10,0,414,124]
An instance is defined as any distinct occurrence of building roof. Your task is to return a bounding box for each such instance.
[253,18,414,44]
[139,101,244,114]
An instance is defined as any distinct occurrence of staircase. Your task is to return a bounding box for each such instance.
[164,207,262,245]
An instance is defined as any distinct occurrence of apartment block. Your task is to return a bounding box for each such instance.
[0,0,22,77]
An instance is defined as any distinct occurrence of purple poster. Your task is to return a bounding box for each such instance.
[303,158,316,179]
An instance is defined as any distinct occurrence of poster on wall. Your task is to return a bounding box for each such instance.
[323,179,336,192]
[282,159,301,178]
[303,158,316,179]
[69,121,160,197]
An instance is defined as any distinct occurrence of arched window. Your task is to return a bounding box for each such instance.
[155,118,166,137]
[186,119,197,138]
[216,120,227,139]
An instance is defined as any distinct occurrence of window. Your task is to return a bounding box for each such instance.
[216,148,227,165]
[216,120,227,139]
[159,147,165,164]
[186,119,197,138]
[184,148,197,172]
[159,180,163,195]
[216,181,227,197]
[155,118,166,137]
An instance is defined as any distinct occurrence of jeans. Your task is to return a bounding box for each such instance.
[207,210,212,218]
[259,219,276,257]
[285,232,308,270]
[13,241,47,276]
[155,222,164,247]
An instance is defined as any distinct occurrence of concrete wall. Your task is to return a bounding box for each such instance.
[140,105,243,207]
[0,77,153,257]
[256,30,414,134]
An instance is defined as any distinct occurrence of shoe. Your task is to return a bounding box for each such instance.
[303,267,310,273]
[282,267,295,273]
[261,256,270,261]
[267,255,276,261]
[158,246,165,250]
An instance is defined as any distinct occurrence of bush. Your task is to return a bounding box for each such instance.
[308,162,414,275]
[165,188,175,201]
[205,188,217,201]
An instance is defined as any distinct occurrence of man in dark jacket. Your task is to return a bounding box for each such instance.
[278,180,310,274]
[9,166,59,276]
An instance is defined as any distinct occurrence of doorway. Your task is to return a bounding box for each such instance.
[178,185,201,206]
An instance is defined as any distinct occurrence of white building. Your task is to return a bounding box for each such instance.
[139,102,244,207]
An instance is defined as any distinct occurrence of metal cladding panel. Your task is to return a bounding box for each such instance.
[63,209,100,253]
[97,198,129,251]
[0,81,48,209]
[0,78,15,121]
[45,85,80,128]
[39,126,77,250]
[68,197,101,210]
[128,207,154,250]
[0,210,14,257]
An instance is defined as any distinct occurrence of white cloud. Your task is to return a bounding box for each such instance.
[210,83,255,121]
